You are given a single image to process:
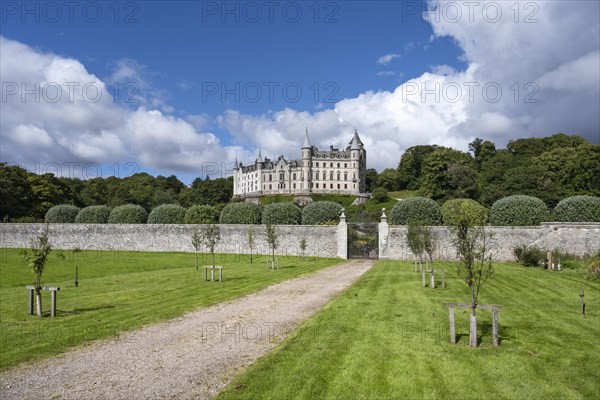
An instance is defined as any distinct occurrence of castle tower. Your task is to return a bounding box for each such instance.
[256,149,263,195]
[233,157,240,196]
[349,129,365,194]
[302,127,312,193]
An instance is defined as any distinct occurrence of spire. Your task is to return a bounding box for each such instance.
[303,126,311,148]
[350,128,363,150]
[234,156,239,169]
[257,148,263,162]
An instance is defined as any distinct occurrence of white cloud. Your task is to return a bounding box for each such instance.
[0,37,247,178]
[2,1,598,179]
[376,53,401,65]
[430,64,455,76]
[377,71,396,77]
[218,1,599,171]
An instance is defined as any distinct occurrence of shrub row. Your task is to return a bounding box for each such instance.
[389,195,600,226]
[42,195,600,225]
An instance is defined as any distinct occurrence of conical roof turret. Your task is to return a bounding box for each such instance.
[303,127,311,149]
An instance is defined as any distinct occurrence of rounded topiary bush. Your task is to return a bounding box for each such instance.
[219,202,262,224]
[75,205,112,223]
[108,204,148,224]
[185,205,219,224]
[301,201,343,225]
[371,187,390,203]
[553,196,600,222]
[262,202,302,225]
[45,204,80,223]
[389,197,441,225]
[489,195,549,226]
[147,204,186,224]
[441,198,488,226]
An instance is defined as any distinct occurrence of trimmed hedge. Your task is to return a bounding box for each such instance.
[262,202,302,225]
[45,204,80,223]
[441,198,488,226]
[185,205,219,224]
[147,204,186,224]
[108,204,148,224]
[219,202,262,224]
[389,197,441,225]
[75,205,111,223]
[301,201,343,225]
[553,196,600,222]
[489,195,549,226]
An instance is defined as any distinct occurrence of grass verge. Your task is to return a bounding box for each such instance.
[0,248,339,371]
[217,260,600,400]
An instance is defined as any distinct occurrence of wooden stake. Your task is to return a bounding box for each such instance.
[469,313,477,347]
[492,309,499,347]
[449,307,456,344]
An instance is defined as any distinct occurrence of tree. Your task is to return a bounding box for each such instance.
[406,221,435,269]
[376,168,401,191]
[247,228,255,263]
[397,145,439,190]
[71,246,82,287]
[418,147,473,201]
[200,224,221,267]
[364,168,379,192]
[469,139,496,169]
[0,163,34,220]
[266,223,278,266]
[299,238,307,259]
[191,228,202,271]
[21,223,64,316]
[449,211,495,347]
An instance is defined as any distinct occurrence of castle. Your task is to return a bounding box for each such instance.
[233,129,367,197]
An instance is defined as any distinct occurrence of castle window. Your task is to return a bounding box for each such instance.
[337,163,340,168]
[329,171,333,180]
[279,173,284,180]
[330,162,333,167]
[337,172,340,181]
[344,184,347,189]
[316,183,319,188]
[269,184,272,189]
[293,183,296,189]
[316,171,319,180]
[293,173,296,180]
[344,172,348,180]
[344,163,347,168]
[316,162,319,167]
[337,184,340,189]
[269,174,272,181]
[330,184,333,189]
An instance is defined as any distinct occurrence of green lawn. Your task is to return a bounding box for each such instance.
[387,190,418,199]
[217,260,600,400]
[0,248,339,371]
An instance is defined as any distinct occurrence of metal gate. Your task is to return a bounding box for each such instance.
[347,223,379,259]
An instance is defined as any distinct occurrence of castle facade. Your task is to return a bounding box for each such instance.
[233,129,367,197]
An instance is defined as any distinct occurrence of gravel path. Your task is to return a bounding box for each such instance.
[0,259,373,400]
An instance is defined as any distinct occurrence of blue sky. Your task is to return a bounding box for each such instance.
[1,1,599,184]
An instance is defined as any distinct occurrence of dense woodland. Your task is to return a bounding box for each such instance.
[1,133,599,222]
[372,133,600,206]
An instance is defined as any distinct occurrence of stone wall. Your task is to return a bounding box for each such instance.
[379,221,600,262]
[0,223,344,259]
[2,221,598,262]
